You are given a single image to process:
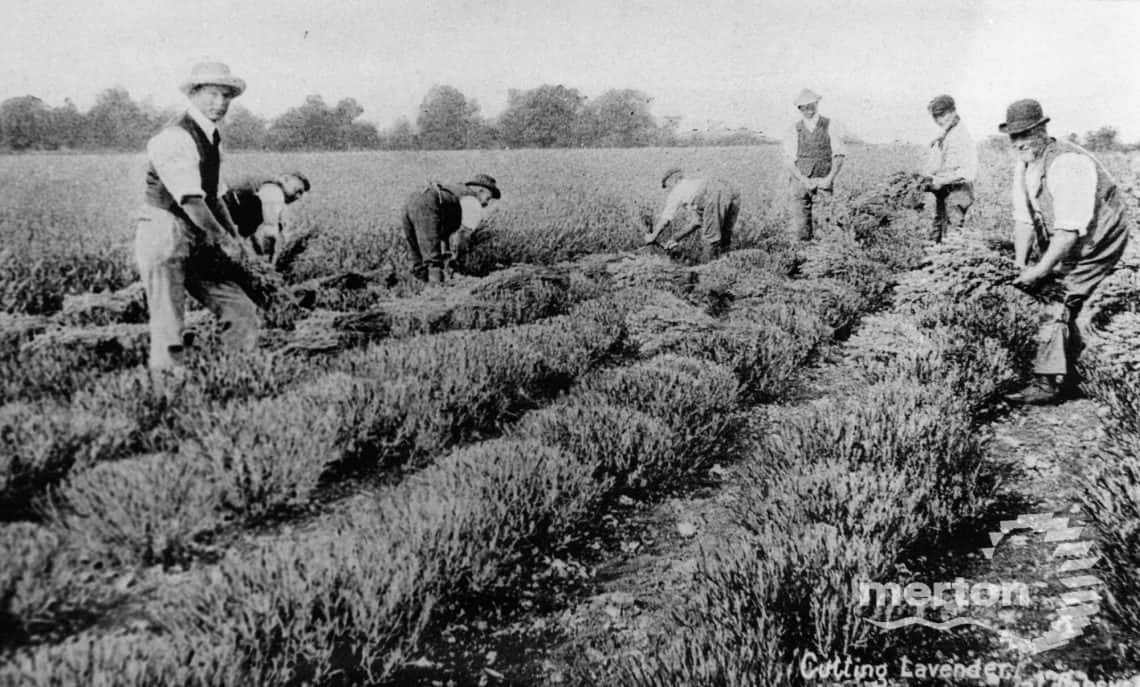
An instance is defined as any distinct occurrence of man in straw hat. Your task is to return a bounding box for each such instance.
[920,94,978,242]
[643,167,740,263]
[401,174,501,283]
[784,89,848,241]
[1000,98,1130,404]
[135,61,259,369]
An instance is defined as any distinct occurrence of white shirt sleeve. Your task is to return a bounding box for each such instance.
[1046,153,1098,234]
[783,121,799,165]
[958,126,978,184]
[827,119,848,157]
[1011,163,1033,225]
[921,140,941,178]
[146,128,203,202]
[460,195,484,230]
[660,179,704,222]
[256,184,287,227]
[659,184,686,222]
[931,125,979,185]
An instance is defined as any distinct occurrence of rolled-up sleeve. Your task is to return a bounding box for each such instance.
[660,179,703,222]
[147,128,203,203]
[1011,164,1033,225]
[460,195,484,229]
[660,185,685,222]
[1046,154,1097,234]
[256,184,287,227]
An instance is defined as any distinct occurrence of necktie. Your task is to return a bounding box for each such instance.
[212,131,221,148]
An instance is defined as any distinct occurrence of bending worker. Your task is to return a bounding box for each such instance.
[136,61,260,370]
[222,172,311,263]
[1001,99,1129,405]
[921,94,978,242]
[401,174,501,283]
[643,167,739,263]
[785,89,847,241]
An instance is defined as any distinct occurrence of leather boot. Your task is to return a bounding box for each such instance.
[1003,375,1062,405]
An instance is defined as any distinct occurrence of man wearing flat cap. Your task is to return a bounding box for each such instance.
[643,167,740,263]
[401,174,501,283]
[1000,98,1129,404]
[135,61,261,370]
[783,89,848,241]
[921,94,978,242]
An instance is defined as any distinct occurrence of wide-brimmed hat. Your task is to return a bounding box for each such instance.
[465,173,501,199]
[179,62,246,97]
[661,167,683,188]
[928,94,956,116]
[795,89,822,107]
[999,99,1050,136]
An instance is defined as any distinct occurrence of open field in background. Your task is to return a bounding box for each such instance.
[0,144,924,309]
[1,144,1139,685]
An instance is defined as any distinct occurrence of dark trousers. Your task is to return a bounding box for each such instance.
[789,175,824,241]
[930,183,974,242]
[402,188,461,281]
[696,181,739,263]
[1033,219,1130,378]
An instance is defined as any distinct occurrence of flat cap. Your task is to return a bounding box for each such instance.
[928,94,956,116]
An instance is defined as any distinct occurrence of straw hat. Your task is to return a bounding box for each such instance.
[179,62,246,97]
[795,89,822,107]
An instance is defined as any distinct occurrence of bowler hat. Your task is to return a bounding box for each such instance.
[999,99,1050,135]
[795,89,822,107]
[180,61,246,97]
[466,173,501,199]
[661,167,683,188]
[928,94,956,116]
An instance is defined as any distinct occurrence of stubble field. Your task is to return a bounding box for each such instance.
[2,143,1140,686]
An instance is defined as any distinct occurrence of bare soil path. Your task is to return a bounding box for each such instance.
[890,396,1140,686]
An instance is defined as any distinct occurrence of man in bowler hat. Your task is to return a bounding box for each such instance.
[1001,99,1130,404]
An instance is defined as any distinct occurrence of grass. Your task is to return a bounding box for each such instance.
[615,218,1049,686]
[6,145,1138,684]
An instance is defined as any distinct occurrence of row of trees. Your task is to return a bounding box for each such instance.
[0,89,385,152]
[411,85,674,150]
[0,84,774,153]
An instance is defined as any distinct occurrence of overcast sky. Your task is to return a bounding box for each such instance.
[2,0,1138,143]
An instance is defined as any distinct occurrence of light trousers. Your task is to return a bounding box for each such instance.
[134,205,260,369]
